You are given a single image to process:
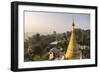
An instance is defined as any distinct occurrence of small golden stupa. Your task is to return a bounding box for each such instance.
[65,19,82,59]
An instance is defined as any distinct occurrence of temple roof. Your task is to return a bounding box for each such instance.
[50,48,60,53]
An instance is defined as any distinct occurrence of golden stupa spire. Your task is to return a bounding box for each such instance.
[65,17,81,59]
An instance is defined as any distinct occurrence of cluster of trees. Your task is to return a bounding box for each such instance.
[24,29,90,61]
[76,29,90,46]
[24,32,59,61]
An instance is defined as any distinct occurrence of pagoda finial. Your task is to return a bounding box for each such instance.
[72,16,75,27]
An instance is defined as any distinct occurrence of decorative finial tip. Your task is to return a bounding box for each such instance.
[72,23,75,26]
[72,17,75,27]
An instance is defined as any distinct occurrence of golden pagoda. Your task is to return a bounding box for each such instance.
[65,19,82,59]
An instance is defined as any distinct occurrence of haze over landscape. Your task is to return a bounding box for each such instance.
[25,11,90,35]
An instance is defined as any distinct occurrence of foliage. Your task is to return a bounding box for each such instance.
[24,29,90,61]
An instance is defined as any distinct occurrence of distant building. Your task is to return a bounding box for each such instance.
[49,40,65,60]
[79,45,90,59]
[49,47,60,60]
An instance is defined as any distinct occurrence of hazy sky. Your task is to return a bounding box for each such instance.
[25,11,90,34]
